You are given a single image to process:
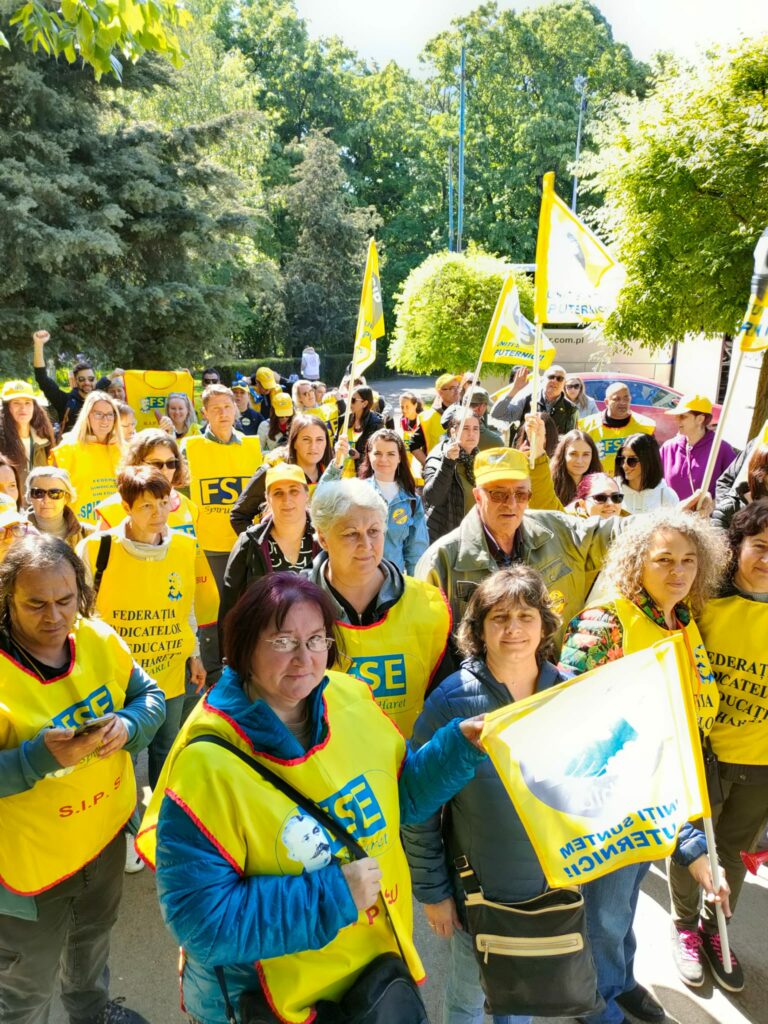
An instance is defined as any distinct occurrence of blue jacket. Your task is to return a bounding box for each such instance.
[403,657,566,919]
[154,666,486,1024]
[0,658,165,920]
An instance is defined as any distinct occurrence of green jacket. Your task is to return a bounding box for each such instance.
[414,504,628,652]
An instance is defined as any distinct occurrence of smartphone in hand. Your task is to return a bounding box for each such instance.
[73,714,114,736]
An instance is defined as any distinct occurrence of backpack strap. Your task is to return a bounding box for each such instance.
[93,534,112,596]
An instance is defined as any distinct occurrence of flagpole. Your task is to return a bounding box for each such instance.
[456,350,484,441]
[697,228,768,506]
[529,324,542,469]
[702,816,732,974]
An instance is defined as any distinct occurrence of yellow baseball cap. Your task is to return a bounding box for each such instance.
[255,367,276,388]
[665,394,713,417]
[271,392,294,417]
[435,374,461,392]
[1,380,37,402]
[474,448,531,487]
[265,463,307,492]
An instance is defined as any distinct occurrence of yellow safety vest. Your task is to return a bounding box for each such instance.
[333,578,451,738]
[182,433,262,552]
[137,672,422,1023]
[321,397,340,436]
[95,491,220,628]
[123,370,195,431]
[419,406,444,455]
[399,421,424,487]
[699,595,768,764]
[609,595,719,734]
[52,440,122,524]
[0,619,135,895]
[82,532,197,699]
[578,413,655,475]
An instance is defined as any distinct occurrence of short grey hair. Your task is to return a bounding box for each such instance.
[311,479,387,534]
[25,466,76,505]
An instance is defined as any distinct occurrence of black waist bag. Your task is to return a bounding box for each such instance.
[456,855,603,1019]
[189,736,428,1024]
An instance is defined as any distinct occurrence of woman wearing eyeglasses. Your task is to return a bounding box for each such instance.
[615,433,678,515]
[51,391,125,525]
[137,573,486,1024]
[24,466,94,549]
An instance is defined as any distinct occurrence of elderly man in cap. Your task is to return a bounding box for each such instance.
[660,394,736,500]
[415,441,626,642]
[491,364,578,436]
[579,381,655,475]
[407,373,462,466]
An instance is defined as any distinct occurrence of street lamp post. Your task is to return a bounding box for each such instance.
[571,75,588,213]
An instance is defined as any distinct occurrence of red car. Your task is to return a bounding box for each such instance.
[578,373,722,446]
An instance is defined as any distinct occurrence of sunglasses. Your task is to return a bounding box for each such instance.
[565,382,582,390]
[146,458,179,471]
[202,377,219,385]
[30,488,67,500]
[616,455,640,468]
[76,375,96,384]
[484,488,532,504]
[590,493,624,504]
[546,375,565,382]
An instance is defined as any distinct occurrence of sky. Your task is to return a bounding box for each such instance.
[295,0,768,69]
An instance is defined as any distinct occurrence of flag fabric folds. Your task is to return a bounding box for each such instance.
[352,238,385,375]
[737,293,768,353]
[480,276,555,370]
[480,635,710,888]
[535,171,622,325]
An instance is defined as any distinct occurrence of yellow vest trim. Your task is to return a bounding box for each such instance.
[0,619,136,894]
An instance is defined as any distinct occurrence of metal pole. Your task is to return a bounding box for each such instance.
[457,46,466,253]
[448,144,454,252]
[571,76,587,213]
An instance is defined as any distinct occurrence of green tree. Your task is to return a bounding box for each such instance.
[388,247,534,374]
[0,0,189,80]
[280,130,380,355]
[584,38,768,430]
[0,32,268,374]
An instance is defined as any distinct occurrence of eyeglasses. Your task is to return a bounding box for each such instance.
[0,523,29,541]
[90,411,115,421]
[616,455,640,468]
[264,635,334,654]
[590,493,624,505]
[483,488,532,504]
[146,459,179,471]
[30,488,67,500]
[76,375,96,384]
[545,374,565,382]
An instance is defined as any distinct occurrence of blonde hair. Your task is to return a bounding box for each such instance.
[603,509,729,615]
[71,391,124,447]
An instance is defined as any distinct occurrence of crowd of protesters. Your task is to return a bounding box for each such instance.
[0,329,766,1024]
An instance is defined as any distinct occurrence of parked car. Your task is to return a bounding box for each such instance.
[578,372,722,446]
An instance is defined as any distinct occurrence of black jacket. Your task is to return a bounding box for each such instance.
[422,440,474,543]
[350,410,384,462]
[33,367,110,432]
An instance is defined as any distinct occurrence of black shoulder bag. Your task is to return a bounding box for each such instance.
[187,735,428,1024]
[454,854,603,1019]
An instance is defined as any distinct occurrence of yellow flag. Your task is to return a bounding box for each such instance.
[535,171,621,325]
[480,276,555,370]
[737,292,768,353]
[481,635,709,888]
[352,238,385,375]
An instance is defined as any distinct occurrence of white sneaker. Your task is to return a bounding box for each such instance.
[124,833,144,874]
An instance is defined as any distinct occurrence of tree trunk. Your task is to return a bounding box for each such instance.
[749,354,768,437]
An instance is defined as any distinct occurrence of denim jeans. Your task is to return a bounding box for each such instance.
[443,926,532,1024]
[581,862,650,1024]
[0,832,124,1024]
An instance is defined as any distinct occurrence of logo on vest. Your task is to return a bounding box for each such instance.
[50,686,115,730]
[348,654,406,699]
[198,477,249,507]
[168,572,183,602]
[601,437,625,455]
[139,396,168,413]
[280,813,332,873]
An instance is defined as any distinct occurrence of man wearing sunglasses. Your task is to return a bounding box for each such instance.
[32,329,110,435]
[416,442,627,650]
[491,364,578,437]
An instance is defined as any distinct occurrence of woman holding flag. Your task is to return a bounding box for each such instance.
[559,509,730,1024]
[667,499,768,993]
